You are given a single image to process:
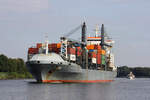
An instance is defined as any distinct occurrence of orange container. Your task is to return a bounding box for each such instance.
[101,50,106,55]
[37,43,42,48]
[97,49,101,53]
[57,43,61,48]
[87,45,94,50]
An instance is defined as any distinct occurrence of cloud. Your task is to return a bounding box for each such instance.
[0,0,48,13]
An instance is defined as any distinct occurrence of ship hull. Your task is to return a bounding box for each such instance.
[26,62,117,83]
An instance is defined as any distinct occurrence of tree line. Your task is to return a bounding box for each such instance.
[0,54,32,79]
[117,66,150,78]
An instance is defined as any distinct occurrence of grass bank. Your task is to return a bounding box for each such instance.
[0,72,33,80]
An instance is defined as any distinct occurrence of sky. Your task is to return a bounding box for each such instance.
[0,0,150,67]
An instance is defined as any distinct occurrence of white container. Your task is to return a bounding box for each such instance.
[70,54,76,61]
[92,58,96,64]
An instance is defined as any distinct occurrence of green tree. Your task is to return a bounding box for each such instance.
[0,54,9,72]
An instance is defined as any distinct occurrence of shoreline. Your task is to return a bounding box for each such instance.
[0,72,33,80]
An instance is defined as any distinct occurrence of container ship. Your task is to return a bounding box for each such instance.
[26,22,117,83]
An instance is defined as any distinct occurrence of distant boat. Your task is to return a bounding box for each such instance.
[127,72,135,80]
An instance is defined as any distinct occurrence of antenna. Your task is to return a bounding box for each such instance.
[95,24,99,37]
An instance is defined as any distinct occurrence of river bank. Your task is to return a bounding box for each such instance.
[0,72,33,80]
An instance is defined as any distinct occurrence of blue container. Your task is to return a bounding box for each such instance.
[89,49,94,52]
[74,44,81,47]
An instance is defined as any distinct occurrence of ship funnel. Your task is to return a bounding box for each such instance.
[101,24,105,48]
[82,22,87,43]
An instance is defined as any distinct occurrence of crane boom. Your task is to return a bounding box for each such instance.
[63,25,81,37]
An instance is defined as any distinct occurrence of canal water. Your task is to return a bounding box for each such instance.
[0,78,150,100]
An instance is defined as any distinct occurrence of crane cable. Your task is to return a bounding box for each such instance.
[63,25,82,37]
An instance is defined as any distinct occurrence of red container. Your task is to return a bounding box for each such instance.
[37,43,42,48]
[91,52,96,58]
[94,45,101,50]
[76,47,81,56]
[88,52,92,58]
[76,47,81,50]
[48,47,52,51]
[51,43,57,48]
[48,43,57,48]
[77,51,81,56]
[67,48,76,55]
[96,53,101,64]
[48,44,52,48]
[28,48,38,54]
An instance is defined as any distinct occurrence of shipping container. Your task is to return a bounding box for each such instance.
[102,60,105,65]
[75,47,81,56]
[48,44,52,48]
[37,43,42,48]
[96,54,101,64]
[88,52,92,58]
[57,43,61,48]
[74,44,81,47]
[94,45,101,50]
[51,43,57,48]
[91,52,96,58]
[101,50,106,55]
[101,55,105,60]
[86,45,94,50]
[89,49,94,52]
[76,47,81,50]
[97,49,101,53]
[92,58,96,63]
[67,48,76,55]
[48,43,57,48]
[28,48,38,54]
[77,51,81,56]
[69,54,76,61]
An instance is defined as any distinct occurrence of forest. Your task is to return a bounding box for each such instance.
[0,54,32,79]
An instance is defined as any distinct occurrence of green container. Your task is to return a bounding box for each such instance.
[101,55,105,60]
[102,60,105,65]
[101,55,105,65]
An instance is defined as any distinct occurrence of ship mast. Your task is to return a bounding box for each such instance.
[100,24,107,70]
[81,22,88,69]
[45,33,49,55]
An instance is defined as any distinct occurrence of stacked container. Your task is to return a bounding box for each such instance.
[87,45,102,65]
[36,43,42,48]
[48,43,61,54]
[86,45,94,50]
[91,52,96,64]
[28,48,39,54]
[67,48,76,61]
[76,47,82,56]
[101,50,106,65]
